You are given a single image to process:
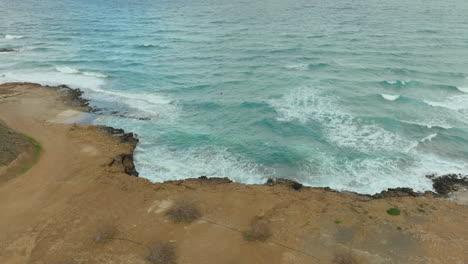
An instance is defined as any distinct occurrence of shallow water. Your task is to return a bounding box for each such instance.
[1,0,468,193]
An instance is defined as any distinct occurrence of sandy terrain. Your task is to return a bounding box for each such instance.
[0,83,467,264]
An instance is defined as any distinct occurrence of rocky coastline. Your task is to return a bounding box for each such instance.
[1,82,467,263]
[37,82,468,201]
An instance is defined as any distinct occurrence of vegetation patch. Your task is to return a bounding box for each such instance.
[147,242,176,264]
[94,225,117,243]
[0,124,43,181]
[386,208,400,216]
[333,250,358,264]
[242,217,271,242]
[335,220,343,224]
[166,201,201,223]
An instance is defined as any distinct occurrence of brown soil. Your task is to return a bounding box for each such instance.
[0,83,467,264]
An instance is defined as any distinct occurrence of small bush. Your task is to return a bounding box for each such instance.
[242,217,271,242]
[335,220,343,224]
[166,201,201,223]
[386,208,400,216]
[50,261,75,264]
[147,242,176,264]
[333,250,358,264]
[94,225,117,243]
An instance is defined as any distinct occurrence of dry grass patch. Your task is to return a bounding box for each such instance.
[333,249,358,264]
[147,242,176,264]
[166,201,201,223]
[94,225,117,243]
[242,217,271,242]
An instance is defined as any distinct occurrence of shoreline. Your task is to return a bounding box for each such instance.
[2,82,467,200]
[1,82,467,263]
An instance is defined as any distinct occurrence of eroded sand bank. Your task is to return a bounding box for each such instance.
[0,83,467,264]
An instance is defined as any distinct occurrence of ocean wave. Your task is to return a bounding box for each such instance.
[381,80,413,86]
[400,120,453,130]
[82,72,108,78]
[0,70,177,119]
[56,66,80,74]
[270,88,411,153]
[56,66,108,78]
[134,44,169,49]
[424,94,468,111]
[381,94,400,101]
[301,151,467,194]
[134,146,270,184]
[4,35,24,40]
[284,63,309,70]
[457,86,468,93]
[421,133,437,143]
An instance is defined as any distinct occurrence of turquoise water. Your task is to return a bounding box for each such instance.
[1,0,468,194]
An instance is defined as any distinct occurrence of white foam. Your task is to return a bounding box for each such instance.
[4,35,24,40]
[385,80,409,85]
[424,94,468,111]
[284,63,309,70]
[82,71,108,78]
[421,133,437,143]
[270,88,410,152]
[0,71,105,91]
[381,94,400,101]
[56,66,108,78]
[134,146,269,184]
[56,66,80,74]
[401,120,453,129]
[457,86,468,93]
[0,70,175,118]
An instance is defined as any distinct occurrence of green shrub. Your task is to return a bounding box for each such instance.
[386,208,400,216]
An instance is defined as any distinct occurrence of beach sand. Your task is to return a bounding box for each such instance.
[0,83,467,264]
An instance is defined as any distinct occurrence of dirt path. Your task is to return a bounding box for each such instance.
[0,83,467,264]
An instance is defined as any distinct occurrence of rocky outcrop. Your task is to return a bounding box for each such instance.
[108,154,138,177]
[46,84,93,112]
[266,178,303,191]
[99,126,139,149]
[429,174,468,197]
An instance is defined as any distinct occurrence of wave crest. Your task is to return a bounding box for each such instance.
[381,94,400,101]
[56,66,108,78]
[4,35,24,40]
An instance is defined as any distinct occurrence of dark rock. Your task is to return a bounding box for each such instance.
[108,154,138,177]
[0,49,18,53]
[429,174,468,197]
[98,126,139,148]
[196,176,232,184]
[265,178,303,191]
[371,187,423,199]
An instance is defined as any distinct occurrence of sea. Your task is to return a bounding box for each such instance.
[1,0,468,194]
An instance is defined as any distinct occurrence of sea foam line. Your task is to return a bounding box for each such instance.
[4,35,24,40]
[56,66,108,78]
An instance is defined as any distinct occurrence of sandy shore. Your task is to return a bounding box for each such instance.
[0,82,467,264]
